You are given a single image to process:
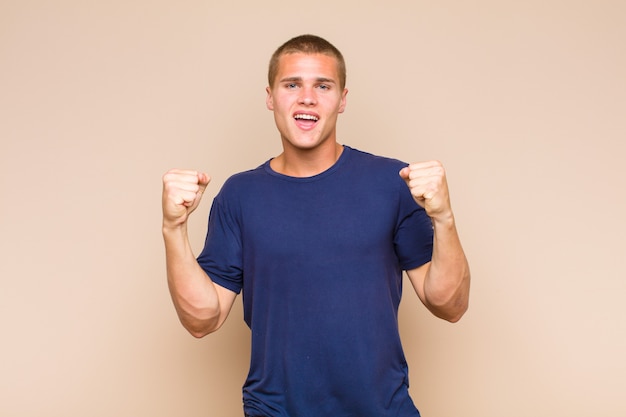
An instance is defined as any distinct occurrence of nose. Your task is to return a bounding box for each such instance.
[298,87,317,106]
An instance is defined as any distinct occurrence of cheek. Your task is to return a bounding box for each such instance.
[272,96,293,113]
[323,95,345,111]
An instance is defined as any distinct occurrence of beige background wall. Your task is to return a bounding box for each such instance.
[1,1,625,416]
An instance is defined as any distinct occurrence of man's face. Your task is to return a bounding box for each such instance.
[266,53,348,152]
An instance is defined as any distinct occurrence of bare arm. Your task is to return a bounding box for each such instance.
[400,161,470,322]
[162,169,237,337]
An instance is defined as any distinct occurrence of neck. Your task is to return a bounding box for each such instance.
[271,142,344,177]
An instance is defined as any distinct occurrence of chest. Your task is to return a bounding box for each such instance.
[239,181,399,262]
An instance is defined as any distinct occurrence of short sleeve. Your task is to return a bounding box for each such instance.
[197,197,244,294]
[393,185,434,271]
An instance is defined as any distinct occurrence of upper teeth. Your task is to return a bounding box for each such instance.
[294,114,318,121]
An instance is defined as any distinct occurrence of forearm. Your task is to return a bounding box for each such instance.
[163,225,225,337]
[423,214,470,322]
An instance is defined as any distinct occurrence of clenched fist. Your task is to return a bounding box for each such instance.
[399,161,452,222]
[162,169,210,228]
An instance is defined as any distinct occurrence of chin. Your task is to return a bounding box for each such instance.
[283,136,324,150]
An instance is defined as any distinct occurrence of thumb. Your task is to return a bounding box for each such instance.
[181,172,211,210]
[399,166,410,181]
[197,172,211,191]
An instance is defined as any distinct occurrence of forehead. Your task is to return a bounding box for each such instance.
[275,53,341,82]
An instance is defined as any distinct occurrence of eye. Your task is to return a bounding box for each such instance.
[317,84,330,90]
[286,83,298,89]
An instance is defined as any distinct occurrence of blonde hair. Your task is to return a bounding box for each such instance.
[268,34,346,89]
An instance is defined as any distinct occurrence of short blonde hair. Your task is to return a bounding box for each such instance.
[268,34,346,89]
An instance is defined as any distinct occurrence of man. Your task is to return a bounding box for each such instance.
[162,34,470,417]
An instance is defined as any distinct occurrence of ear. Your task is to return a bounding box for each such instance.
[338,88,348,114]
[266,86,274,111]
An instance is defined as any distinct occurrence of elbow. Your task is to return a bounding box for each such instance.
[427,269,471,323]
[184,320,220,338]
[188,329,211,339]
[442,301,468,323]
[429,297,468,323]
[427,283,470,323]
[177,309,223,338]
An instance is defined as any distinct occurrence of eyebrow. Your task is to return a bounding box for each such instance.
[279,76,337,84]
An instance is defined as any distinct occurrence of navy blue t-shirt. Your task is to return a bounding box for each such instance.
[198,146,433,417]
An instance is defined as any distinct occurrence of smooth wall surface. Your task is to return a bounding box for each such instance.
[1,1,625,416]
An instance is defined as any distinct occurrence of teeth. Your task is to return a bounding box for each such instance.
[294,114,319,121]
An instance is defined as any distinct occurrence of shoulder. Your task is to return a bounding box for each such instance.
[346,146,406,168]
[344,146,408,184]
[214,162,270,204]
[222,162,269,188]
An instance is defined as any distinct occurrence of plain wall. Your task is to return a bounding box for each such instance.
[1,1,625,416]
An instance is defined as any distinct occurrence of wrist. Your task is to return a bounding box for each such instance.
[430,211,455,229]
[162,220,188,237]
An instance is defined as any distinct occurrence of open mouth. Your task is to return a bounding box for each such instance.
[294,113,319,122]
[293,113,319,130]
